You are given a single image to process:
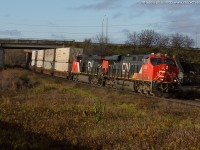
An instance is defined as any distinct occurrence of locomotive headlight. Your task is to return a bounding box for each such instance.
[174,79,177,82]
[166,66,168,70]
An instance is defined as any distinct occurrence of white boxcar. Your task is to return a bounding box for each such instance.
[36,61,43,68]
[54,62,71,72]
[31,50,37,60]
[55,48,83,63]
[44,61,54,70]
[37,50,44,61]
[31,60,36,66]
[44,49,55,62]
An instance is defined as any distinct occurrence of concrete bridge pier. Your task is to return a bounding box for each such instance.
[0,47,4,69]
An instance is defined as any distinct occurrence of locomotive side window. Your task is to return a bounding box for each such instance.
[164,59,176,66]
[150,58,162,66]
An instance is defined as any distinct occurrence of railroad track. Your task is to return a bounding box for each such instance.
[33,71,200,108]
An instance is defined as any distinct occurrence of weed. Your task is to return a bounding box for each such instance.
[93,99,105,122]
[1,69,200,149]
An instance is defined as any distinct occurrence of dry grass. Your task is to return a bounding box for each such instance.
[0,68,200,149]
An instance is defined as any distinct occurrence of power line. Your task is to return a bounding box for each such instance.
[0,21,101,28]
[0,19,198,28]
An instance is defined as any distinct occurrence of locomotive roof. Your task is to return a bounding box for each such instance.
[104,55,121,61]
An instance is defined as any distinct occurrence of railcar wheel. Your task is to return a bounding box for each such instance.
[88,75,92,83]
[91,77,98,85]
[73,75,79,82]
[112,79,118,89]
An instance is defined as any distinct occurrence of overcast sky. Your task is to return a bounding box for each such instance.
[0,0,200,46]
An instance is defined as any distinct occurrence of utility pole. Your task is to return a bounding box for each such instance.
[196,32,198,48]
[102,18,104,44]
[101,15,108,52]
[106,16,108,44]
[101,18,104,52]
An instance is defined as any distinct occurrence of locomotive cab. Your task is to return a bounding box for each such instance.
[133,53,179,95]
[148,54,179,83]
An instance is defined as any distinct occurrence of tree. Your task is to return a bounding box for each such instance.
[170,33,185,49]
[138,29,158,48]
[126,31,139,50]
[94,34,109,55]
[183,35,194,48]
[83,38,94,54]
[156,34,170,49]
[170,33,195,49]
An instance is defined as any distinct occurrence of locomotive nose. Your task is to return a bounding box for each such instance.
[164,65,178,83]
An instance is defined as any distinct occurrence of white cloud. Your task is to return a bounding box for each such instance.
[78,0,121,10]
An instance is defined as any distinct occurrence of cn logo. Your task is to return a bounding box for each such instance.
[122,63,130,72]
[88,61,93,71]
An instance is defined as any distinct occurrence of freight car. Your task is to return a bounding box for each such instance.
[30,47,83,77]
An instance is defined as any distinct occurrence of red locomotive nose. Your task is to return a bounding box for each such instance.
[158,64,178,83]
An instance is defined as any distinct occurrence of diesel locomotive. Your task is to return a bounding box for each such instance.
[71,53,179,96]
[30,48,180,96]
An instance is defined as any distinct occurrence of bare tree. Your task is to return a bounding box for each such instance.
[183,35,195,48]
[138,29,157,48]
[170,33,185,49]
[94,34,109,55]
[156,34,170,49]
[125,30,195,51]
[83,38,94,54]
[126,31,139,50]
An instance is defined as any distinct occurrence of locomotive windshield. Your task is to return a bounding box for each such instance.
[164,59,176,66]
[150,58,176,66]
[150,58,162,66]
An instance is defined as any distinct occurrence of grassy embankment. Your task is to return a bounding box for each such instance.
[0,69,200,149]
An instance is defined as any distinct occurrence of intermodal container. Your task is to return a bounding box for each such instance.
[31,60,36,66]
[37,50,44,61]
[44,61,54,70]
[36,61,43,68]
[44,49,55,62]
[54,62,71,72]
[31,50,37,60]
[55,48,83,63]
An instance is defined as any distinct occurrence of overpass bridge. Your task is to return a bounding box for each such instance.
[0,38,76,69]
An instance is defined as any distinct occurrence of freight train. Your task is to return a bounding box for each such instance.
[29,48,181,97]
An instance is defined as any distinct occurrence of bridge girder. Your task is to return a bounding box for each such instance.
[0,39,75,49]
